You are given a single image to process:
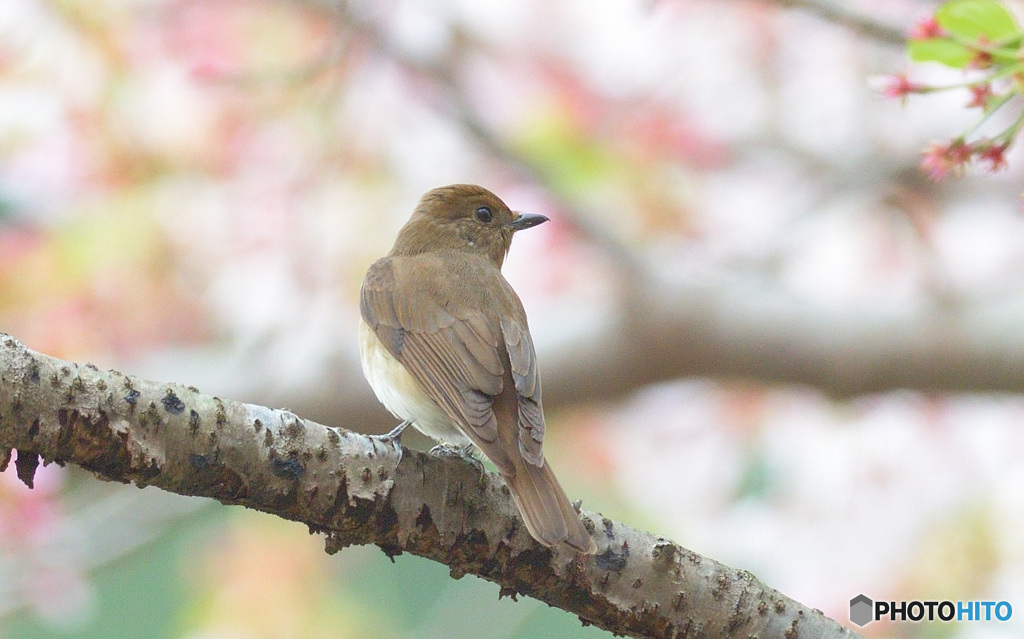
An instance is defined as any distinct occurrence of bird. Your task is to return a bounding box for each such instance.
[358,184,596,553]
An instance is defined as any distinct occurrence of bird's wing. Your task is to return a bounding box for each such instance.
[360,255,546,472]
[500,315,544,465]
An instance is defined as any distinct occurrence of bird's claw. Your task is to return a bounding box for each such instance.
[369,420,410,461]
[429,443,485,477]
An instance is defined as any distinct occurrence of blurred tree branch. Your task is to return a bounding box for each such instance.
[272,265,1024,435]
[541,271,1024,401]
[750,0,907,46]
[0,334,859,639]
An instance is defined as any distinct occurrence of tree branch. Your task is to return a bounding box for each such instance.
[0,334,859,639]
[539,272,1024,402]
[746,0,908,46]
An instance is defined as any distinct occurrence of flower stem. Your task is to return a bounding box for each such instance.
[962,92,1014,138]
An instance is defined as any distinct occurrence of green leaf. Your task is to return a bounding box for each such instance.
[908,37,976,67]
[936,0,1019,41]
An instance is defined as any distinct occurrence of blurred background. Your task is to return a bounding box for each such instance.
[2,0,1024,637]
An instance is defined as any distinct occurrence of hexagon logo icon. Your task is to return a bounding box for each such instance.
[850,594,873,627]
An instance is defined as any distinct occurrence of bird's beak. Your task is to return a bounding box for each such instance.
[508,212,549,231]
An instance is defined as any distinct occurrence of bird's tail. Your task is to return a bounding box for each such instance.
[504,456,596,554]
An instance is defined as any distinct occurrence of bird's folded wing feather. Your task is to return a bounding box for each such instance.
[360,255,546,472]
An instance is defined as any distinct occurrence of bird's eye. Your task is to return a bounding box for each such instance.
[475,206,493,223]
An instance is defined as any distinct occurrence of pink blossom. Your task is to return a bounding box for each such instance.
[966,84,993,109]
[977,143,1008,172]
[920,140,971,181]
[909,16,946,40]
[880,74,926,101]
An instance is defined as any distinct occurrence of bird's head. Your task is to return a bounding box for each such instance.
[391,184,548,267]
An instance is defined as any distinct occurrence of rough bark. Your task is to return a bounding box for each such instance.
[0,334,859,639]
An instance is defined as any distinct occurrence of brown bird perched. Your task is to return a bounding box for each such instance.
[359,184,596,553]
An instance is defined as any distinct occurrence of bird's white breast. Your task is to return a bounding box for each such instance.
[358,319,472,446]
